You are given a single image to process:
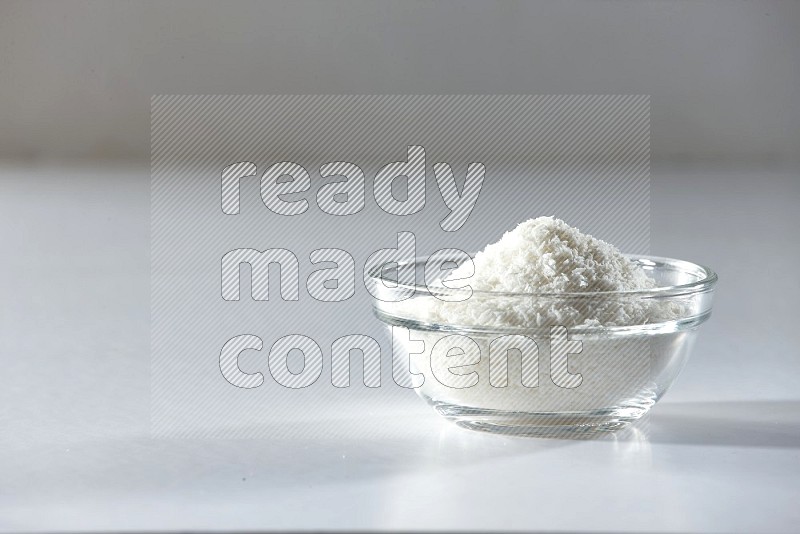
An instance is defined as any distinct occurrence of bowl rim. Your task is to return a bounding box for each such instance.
[368,253,718,299]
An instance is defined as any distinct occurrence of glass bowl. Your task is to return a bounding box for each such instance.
[368,254,717,437]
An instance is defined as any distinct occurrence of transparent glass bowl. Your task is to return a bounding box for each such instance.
[369,254,717,437]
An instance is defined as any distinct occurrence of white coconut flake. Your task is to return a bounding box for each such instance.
[424,216,679,328]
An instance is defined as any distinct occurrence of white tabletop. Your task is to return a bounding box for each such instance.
[1,163,798,532]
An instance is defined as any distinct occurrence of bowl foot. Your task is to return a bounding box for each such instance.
[426,398,650,438]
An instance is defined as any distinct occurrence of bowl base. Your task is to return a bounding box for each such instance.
[425,398,649,438]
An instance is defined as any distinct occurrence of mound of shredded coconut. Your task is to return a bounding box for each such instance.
[424,216,678,328]
[452,216,655,293]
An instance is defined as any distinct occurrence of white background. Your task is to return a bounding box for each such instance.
[1,1,799,532]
